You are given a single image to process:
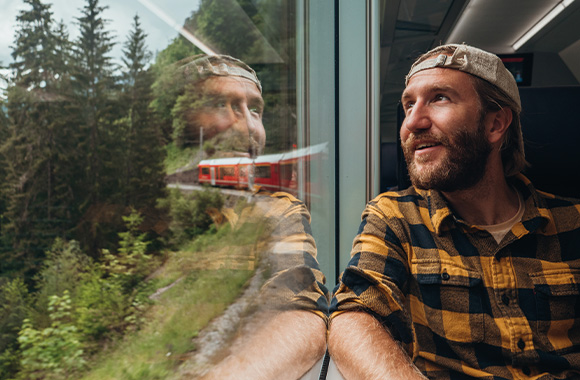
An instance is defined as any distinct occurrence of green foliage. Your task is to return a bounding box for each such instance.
[118,15,167,209]
[74,273,134,345]
[79,267,253,380]
[32,239,92,328]
[1,0,79,275]
[159,187,224,246]
[76,210,154,343]
[0,278,31,378]
[0,346,21,380]
[100,210,152,290]
[18,291,86,380]
[0,278,31,351]
[150,36,201,142]
[164,142,199,174]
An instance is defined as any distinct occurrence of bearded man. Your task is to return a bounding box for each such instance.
[328,44,580,380]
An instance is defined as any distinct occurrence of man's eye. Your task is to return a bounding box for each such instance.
[404,102,414,112]
[434,94,449,102]
[249,106,262,115]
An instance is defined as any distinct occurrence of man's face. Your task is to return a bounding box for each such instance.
[400,68,492,192]
[189,75,266,157]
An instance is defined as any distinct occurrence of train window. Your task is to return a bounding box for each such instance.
[254,165,272,179]
[280,163,295,180]
[0,0,333,378]
[219,166,236,178]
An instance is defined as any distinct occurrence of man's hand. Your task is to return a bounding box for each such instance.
[328,311,427,380]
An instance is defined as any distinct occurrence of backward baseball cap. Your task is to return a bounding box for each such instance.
[178,54,262,93]
[405,44,521,112]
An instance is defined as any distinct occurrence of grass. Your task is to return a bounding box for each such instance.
[164,143,200,174]
[79,228,258,380]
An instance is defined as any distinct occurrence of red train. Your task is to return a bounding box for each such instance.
[198,143,327,195]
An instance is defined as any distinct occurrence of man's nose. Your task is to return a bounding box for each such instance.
[401,102,431,134]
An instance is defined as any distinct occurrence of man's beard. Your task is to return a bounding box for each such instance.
[192,124,265,158]
[402,119,492,192]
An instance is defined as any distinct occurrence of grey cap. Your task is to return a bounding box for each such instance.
[179,54,262,93]
[406,44,521,112]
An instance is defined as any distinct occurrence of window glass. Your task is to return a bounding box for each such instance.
[0,0,330,378]
[254,165,272,178]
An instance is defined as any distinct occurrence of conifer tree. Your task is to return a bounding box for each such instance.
[72,0,118,208]
[0,0,75,276]
[71,0,124,255]
[119,15,166,209]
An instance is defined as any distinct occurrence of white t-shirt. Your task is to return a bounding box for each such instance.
[477,190,524,244]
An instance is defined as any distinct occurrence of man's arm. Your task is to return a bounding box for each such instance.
[200,309,327,380]
[328,311,427,380]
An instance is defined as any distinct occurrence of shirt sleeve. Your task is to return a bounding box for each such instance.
[255,191,330,321]
[330,197,413,343]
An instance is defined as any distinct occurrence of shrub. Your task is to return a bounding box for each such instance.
[74,273,134,345]
[31,239,92,328]
[0,278,31,378]
[18,291,86,380]
[100,209,152,290]
[162,187,224,245]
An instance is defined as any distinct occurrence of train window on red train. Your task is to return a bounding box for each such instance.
[280,163,295,180]
[219,166,236,178]
[201,167,210,175]
[255,165,272,178]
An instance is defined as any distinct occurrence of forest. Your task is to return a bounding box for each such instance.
[0,0,295,378]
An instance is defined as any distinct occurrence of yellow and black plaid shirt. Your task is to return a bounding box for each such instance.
[246,190,329,319]
[331,174,580,379]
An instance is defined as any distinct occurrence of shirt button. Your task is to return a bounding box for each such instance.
[522,366,531,376]
[441,272,450,281]
[518,339,525,350]
[501,294,510,306]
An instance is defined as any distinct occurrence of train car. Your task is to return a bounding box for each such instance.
[198,143,328,195]
[198,157,249,188]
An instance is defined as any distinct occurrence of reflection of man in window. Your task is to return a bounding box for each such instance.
[174,55,328,380]
[174,54,265,159]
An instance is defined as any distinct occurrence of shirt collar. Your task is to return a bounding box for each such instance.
[419,174,551,236]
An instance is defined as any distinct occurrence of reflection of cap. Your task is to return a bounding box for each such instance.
[406,44,521,112]
[179,54,262,93]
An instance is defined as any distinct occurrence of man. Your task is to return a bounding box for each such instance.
[328,44,580,379]
[171,55,328,380]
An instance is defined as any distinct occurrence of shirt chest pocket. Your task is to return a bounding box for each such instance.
[411,260,484,343]
[530,269,580,331]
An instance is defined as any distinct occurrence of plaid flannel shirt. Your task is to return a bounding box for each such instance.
[331,174,580,379]
[248,190,329,319]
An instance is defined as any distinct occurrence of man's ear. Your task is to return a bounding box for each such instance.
[487,107,513,144]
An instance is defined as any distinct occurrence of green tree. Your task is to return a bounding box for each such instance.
[71,0,124,256]
[119,15,166,210]
[185,0,262,61]
[0,0,77,277]
[31,239,92,328]
[0,278,31,379]
[150,36,201,142]
[71,0,118,207]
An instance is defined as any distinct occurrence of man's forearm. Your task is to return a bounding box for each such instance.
[200,309,327,380]
[328,311,427,380]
